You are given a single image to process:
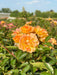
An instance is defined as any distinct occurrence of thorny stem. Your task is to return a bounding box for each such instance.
[0,43,17,59]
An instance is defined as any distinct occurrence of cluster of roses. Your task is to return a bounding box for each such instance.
[12,21,57,53]
[0,21,16,29]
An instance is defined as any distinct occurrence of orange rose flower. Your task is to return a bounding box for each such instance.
[35,26,48,42]
[20,25,35,34]
[13,34,22,43]
[17,33,39,53]
[48,38,57,45]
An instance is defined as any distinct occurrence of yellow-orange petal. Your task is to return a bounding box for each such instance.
[1,21,5,24]
[12,34,22,43]
[35,26,48,42]
[26,21,32,25]
[17,33,39,53]
[53,21,57,25]
[20,25,35,33]
[47,18,53,21]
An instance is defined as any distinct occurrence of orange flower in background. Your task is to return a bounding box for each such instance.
[35,26,48,42]
[13,34,23,43]
[26,21,32,25]
[47,18,53,21]
[50,21,53,24]
[17,33,39,53]
[20,25,35,33]
[1,21,5,24]
[53,21,57,25]
[48,38,57,45]
[49,46,54,50]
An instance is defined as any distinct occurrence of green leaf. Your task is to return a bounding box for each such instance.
[43,47,50,51]
[2,39,8,42]
[40,72,51,75]
[33,67,37,73]
[20,71,26,75]
[11,59,16,68]
[30,62,47,70]
[31,62,54,74]
[52,49,57,54]
[0,32,4,35]
[1,58,9,66]
[22,65,30,73]
[5,69,19,75]
[6,46,18,50]
[15,50,22,58]
[44,42,53,47]
[19,62,28,68]
[44,63,54,74]
[19,53,27,60]
[12,69,19,75]
[49,60,57,65]
[54,69,57,75]
[0,53,6,58]
[45,36,51,42]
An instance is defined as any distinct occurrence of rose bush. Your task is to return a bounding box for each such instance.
[0,19,57,75]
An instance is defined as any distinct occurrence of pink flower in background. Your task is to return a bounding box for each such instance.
[7,23,16,29]
[8,23,14,26]
[3,24,7,27]
[12,28,21,36]
[0,21,16,30]
[0,21,1,24]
